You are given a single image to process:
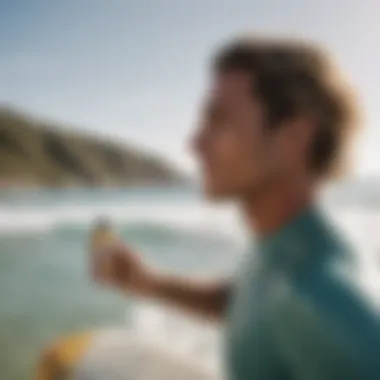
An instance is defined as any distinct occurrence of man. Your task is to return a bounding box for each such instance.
[91,35,380,379]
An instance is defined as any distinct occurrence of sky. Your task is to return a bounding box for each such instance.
[0,0,379,177]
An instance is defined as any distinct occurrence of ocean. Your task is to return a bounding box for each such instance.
[0,186,379,379]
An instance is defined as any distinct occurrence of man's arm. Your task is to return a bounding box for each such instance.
[92,243,232,320]
[142,272,231,320]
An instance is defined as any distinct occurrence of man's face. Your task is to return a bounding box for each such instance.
[192,70,302,200]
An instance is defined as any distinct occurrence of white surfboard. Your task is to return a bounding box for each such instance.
[38,303,221,380]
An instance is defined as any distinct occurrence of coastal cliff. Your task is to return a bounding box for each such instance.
[0,107,184,188]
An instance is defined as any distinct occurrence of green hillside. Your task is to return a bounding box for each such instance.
[0,107,183,188]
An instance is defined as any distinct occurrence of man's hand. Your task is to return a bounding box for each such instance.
[91,242,153,295]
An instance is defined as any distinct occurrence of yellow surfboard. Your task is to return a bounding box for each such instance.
[37,332,94,380]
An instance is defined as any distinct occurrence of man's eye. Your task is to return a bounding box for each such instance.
[209,121,230,134]
[209,111,226,125]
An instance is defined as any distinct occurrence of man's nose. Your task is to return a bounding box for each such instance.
[190,126,209,156]
[189,130,202,156]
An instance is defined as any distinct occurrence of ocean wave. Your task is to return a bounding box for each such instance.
[0,201,245,244]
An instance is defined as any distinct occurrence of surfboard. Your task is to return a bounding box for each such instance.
[37,303,220,380]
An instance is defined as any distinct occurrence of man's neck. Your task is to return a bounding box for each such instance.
[242,177,315,237]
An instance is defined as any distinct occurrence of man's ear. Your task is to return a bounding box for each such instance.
[271,115,316,168]
[295,113,316,142]
[284,115,316,153]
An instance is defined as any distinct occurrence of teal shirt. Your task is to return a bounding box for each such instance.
[225,207,380,380]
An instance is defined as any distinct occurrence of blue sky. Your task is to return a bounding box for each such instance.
[0,0,379,177]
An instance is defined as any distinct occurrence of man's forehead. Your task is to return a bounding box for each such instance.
[212,71,251,95]
[209,71,253,106]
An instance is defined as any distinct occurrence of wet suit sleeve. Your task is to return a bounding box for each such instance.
[268,265,380,380]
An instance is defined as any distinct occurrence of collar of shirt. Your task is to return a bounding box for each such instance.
[253,205,340,274]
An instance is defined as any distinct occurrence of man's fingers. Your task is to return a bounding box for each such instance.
[90,246,112,282]
[90,241,132,289]
[90,249,102,282]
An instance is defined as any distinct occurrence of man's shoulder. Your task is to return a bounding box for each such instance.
[264,252,380,379]
[290,248,376,319]
[269,248,380,352]
[300,248,372,304]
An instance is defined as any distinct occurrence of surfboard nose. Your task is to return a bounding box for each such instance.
[36,332,94,380]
